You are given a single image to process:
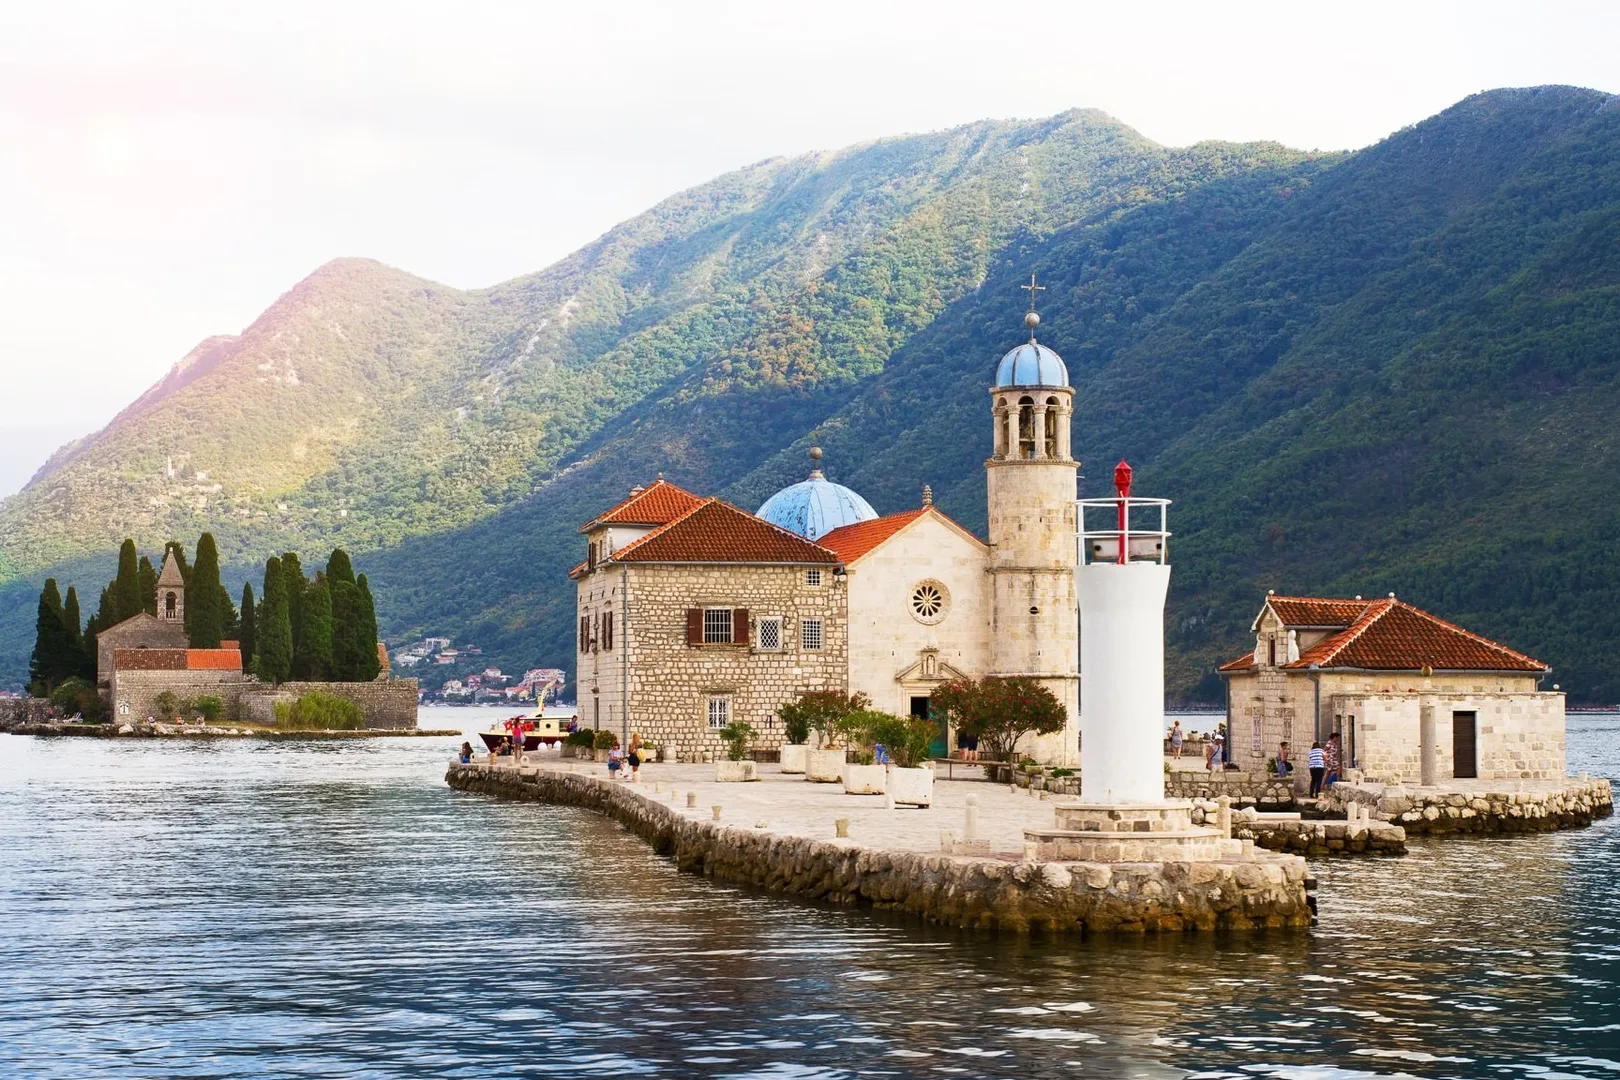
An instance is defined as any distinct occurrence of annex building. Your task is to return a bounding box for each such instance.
[1219,593,1563,782]
[573,308,1080,763]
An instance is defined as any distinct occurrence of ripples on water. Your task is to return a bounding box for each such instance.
[0,708,1616,1079]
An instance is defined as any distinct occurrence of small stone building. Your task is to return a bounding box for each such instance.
[95,549,192,698]
[1219,594,1564,783]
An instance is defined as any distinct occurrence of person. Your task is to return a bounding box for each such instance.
[458,741,474,764]
[1169,720,1184,760]
[956,728,979,761]
[1208,734,1225,771]
[1307,741,1327,798]
[628,731,644,781]
[606,745,626,779]
[1324,732,1342,789]
[1204,735,1217,771]
[566,715,579,734]
[873,743,892,765]
[497,736,513,758]
[1275,741,1292,778]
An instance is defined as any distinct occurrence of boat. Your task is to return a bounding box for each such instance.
[478,712,568,752]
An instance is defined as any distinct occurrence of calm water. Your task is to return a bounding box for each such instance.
[1,705,1616,1079]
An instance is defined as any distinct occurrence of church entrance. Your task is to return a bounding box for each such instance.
[912,696,945,759]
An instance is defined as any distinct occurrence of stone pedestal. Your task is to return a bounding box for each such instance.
[1024,800,1231,862]
[843,763,887,795]
[715,761,759,782]
[888,765,934,807]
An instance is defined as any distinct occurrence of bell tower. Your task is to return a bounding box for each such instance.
[985,276,1080,764]
[157,549,185,627]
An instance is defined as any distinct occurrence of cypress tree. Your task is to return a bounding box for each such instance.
[113,539,141,622]
[325,548,355,587]
[239,583,257,671]
[298,576,334,680]
[188,533,224,648]
[29,579,69,693]
[356,573,381,681]
[256,556,293,684]
[82,613,101,681]
[329,578,361,681]
[137,556,158,616]
[281,552,306,664]
[96,584,115,629]
[62,587,82,652]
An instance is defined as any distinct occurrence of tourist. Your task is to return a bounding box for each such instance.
[1307,741,1326,797]
[628,732,644,781]
[1324,732,1342,789]
[606,745,626,779]
[458,741,474,764]
[567,715,579,734]
[1207,734,1224,771]
[956,728,979,761]
[1169,720,1184,760]
[1276,741,1292,778]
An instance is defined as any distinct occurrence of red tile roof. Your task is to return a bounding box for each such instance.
[1222,595,1547,674]
[611,498,841,565]
[579,478,704,532]
[1257,596,1374,629]
[818,509,927,563]
[186,649,244,671]
[113,648,188,671]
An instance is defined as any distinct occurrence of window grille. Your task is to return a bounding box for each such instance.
[703,608,733,644]
[707,696,730,729]
[806,568,822,587]
[801,618,823,651]
[1252,715,1262,755]
[757,616,782,651]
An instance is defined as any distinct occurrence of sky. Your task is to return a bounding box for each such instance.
[1,0,1616,497]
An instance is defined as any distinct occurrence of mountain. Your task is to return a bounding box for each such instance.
[4,86,1619,702]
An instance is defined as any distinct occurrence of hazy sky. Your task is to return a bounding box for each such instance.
[2,0,1616,497]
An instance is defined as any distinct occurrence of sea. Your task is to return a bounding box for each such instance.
[0,704,1615,1079]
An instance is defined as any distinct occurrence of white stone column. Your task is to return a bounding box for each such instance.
[1005,407,1020,460]
[1056,406,1072,460]
[993,407,1008,458]
[1031,405,1048,459]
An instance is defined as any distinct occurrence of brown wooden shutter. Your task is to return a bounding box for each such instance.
[579,615,588,652]
[603,611,613,651]
[686,608,702,645]
[733,608,749,646]
[587,541,598,570]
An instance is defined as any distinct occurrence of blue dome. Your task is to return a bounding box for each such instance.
[757,457,877,541]
[994,341,1069,388]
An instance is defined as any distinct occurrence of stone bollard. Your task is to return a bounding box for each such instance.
[712,805,723,821]
[884,788,895,811]
[654,782,662,793]
[965,795,981,842]
[1023,841,1039,863]
[686,792,697,809]
[940,830,957,853]
[1217,795,1232,839]
[835,817,850,838]
[755,819,768,829]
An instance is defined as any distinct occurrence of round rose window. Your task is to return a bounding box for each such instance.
[909,581,949,624]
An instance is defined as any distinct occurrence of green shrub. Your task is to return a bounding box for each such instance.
[152,690,181,719]
[718,720,755,762]
[50,677,106,722]
[777,690,870,747]
[593,729,619,750]
[836,709,935,768]
[564,728,596,748]
[273,691,365,730]
[194,696,224,723]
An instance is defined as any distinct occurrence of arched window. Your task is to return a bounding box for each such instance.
[1017,396,1035,458]
[165,592,177,618]
[1044,396,1060,458]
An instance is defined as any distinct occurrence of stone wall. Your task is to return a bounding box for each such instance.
[445,763,1313,934]
[1322,779,1612,835]
[577,563,848,759]
[0,698,54,729]
[238,679,420,729]
[110,669,250,721]
[1166,772,1297,807]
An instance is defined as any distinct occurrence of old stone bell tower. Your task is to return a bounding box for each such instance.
[157,549,186,627]
[985,277,1080,764]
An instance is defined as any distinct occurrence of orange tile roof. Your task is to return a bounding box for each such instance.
[818,509,927,563]
[1259,596,1374,629]
[1222,595,1547,674]
[611,498,841,565]
[186,649,244,671]
[113,648,188,671]
[579,478,704,532]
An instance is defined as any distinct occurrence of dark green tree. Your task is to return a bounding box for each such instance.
[329,578,361,681]
[325,548,355,587]
[96,585,115,629]
[220,584,240,641]
[187,533,224,648]
[113,539,141,622]
[238,583,257,671]
[297,576,334,680]
[256,556,293,684]
[356,573,381,681]
[81,613,101,681]
[281,552,307,662]
[61,586,82,653]
[29,579,71,694]
[137,556,157,616]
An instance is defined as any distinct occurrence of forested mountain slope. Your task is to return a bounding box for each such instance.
[4,86,1618,700]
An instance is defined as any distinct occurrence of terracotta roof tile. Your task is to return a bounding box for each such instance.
[113,648,188,671]
[1261,596,1373,628]
[580,478,704,532]
[611,499,840,565]
[818,509,927,563]
[186,649,243,671]
[1218,653,1257,673]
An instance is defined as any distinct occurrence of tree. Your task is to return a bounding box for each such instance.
[113,539,141,622]
[29,579,71,694]
[219,584,240,641]
[932,676,1067,765]
[96,585,115,629]
[82,613,101,681]
[239,583,257,671]
[776,690,871,746]
[281,552,307,660]
[61,586,82,653]
[256,556,293,684]
[329,578,361,681]
[188,533,224,648]
[296,576,334,680]
[837,709,936,768]
[137,556,158,616]
[355,573,381,681]
[326,548,355,587]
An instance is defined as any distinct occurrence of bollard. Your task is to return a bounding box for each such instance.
[834,817,850,838]
[1216,795,1232,839]
[884,789,895,811]
[712,805,722,821]
[654,782,662,793]
[964,795,981,842]
[940,830,957,853]
[686,792,697,809]
[1022,841,1039,863]
[755,819,768,829]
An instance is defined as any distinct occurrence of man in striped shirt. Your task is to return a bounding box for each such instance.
[1307,742,1327,798]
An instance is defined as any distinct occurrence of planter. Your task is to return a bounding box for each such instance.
[805,748,846,783]
[593,748,609,763]
[779,744,809,774]
[715,760,758,782]
[843,763,887,795]
[889,764,934,807]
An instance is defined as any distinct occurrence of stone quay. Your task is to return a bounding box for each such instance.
[446,758,1314,935]
[1320,776,1613,835]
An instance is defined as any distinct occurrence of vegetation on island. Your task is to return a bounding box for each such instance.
[273,691,365,730]
[5,87,1620,700]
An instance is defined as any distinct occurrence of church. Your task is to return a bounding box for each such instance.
[573,303,1081,763]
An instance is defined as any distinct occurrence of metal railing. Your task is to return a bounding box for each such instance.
[1077,496,1171,565]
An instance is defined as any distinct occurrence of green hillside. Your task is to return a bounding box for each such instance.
[5,87,1619,701]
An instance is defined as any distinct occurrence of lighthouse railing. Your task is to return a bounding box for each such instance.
[1077,496,1171,565]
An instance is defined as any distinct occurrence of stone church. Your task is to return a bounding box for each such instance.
[574,307,1081,763]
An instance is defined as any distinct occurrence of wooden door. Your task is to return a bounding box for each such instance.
[1451,711,1478,779]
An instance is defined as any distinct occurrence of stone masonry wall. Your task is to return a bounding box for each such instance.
[238,679,420,729]
[110,669,250,721]
[446,763,1312,934]
[1323,779,1612,835]
[577,564,847,759]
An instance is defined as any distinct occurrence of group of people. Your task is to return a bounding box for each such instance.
[606,731,646,782]
[1166,720,1346,798]
[1306,732,1343,798]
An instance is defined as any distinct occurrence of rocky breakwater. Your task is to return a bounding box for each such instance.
[446,763,1313,935]
[1187,800,1407,857]
[1324,778,1613,836]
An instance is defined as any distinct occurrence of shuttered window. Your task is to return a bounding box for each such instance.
[601,609,613,651]
[579,615,589,652]
[732,608,749,647]
[686,608,703,645]
[703,609,733,643]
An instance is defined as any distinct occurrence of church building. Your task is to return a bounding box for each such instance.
[573,304,1081,763]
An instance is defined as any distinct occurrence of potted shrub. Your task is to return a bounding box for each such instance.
[593,729,618,763]
[834,710,889,796]
[793,691,869,783]
[715,721,759,782]
[776,697,813,775]
[563,728,594,758]
[844,710,937,805]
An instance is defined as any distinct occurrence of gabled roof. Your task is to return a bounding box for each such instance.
[1254,596,1373,630]
[818,506,987,565]
[609,498,841,565]
[1222,595,1548,674]
[186,649,243,671]
[157,550,186,588]
[98,612,187,643]
[579,478,704,533]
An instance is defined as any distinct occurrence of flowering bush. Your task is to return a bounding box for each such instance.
[776,690,871,746]
[931,676,1066,764]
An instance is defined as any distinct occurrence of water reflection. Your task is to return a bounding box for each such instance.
[0,710,1613,1078]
